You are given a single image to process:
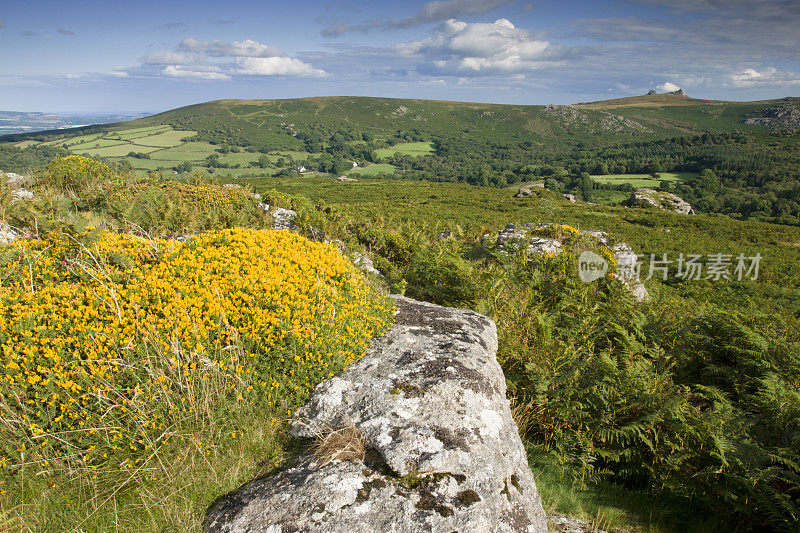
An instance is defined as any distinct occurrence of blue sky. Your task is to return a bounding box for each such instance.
[1,0,798,113]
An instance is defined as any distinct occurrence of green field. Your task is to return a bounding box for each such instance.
[347,163,397,176]
[374,141,434,158]
[591,172,695,188]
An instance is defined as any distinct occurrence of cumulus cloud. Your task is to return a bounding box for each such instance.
[161,65,231,80]
[177,38,285,58]
[235,57,326,77]
[397,18,571,75]
[141,50,198,66]
[729,67,800,88]
[57,28,75,36]
[137,38,326,80]
[322,0,516,36]
[658,81,680,92]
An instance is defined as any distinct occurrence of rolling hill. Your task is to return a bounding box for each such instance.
[2,92,799,225]
[1,92,789,149]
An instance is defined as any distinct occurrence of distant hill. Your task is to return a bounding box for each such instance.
[0,111,148,136]
[1,94,790,149]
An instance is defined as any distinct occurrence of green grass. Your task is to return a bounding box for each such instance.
[166,141,219,153]
[374,141,434,158]
[75,144,152,158]
[218,152,260,166]
[347,163,397,176]
[0,415,291,532]
[146,149,210,162]
[122,158,185,170]
[13,140,40,149]
[247,176,800,313]
[131,130,196,148]
[590,172,695,188]
[527,448,725,533]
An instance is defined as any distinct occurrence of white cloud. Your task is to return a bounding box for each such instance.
[161,65,231,80]
[397,18,570,75]
[137,38,325,80]
[235,57,326,77]
[729,67,800,88]
[141,51,198,65]
[177,38,285,58]
[658,81,681,91]
[322,0,515,36]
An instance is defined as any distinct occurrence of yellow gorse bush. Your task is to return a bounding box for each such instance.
[0,228,394,471]
[42,155,116,193]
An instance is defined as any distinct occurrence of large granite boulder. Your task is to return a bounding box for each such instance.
[205,296,548,533]
[625,188,693,215]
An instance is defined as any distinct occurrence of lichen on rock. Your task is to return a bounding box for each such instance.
[204,296,548,533]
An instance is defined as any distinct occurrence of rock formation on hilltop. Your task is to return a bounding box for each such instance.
[205,296,548,533]
[744,100,800,133]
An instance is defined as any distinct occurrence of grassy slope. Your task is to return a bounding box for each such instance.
[248,175,800,313]
[3,94,783,148]
[245,175,800,531]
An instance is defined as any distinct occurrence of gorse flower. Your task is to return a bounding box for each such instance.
[0,227,394,471]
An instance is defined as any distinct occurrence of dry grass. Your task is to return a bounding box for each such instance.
[510,397,537,438]
[307,419,367,464]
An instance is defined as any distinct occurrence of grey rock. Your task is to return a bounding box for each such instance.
[527,237,562,255]
[205,296,548,533]
[12,188,34,201]
[485,224,647,301]
[514,184,544,198]
[351,251,383,278]
[171,234,192,243]
[562,194,576,203]
[436,231,452,241]
[611,243,649,302]
[0,222,18,245]
[3,172,28,187]
[579,229,609,244]
[260,204,298,231]
[626,188,693,215]
[548,513,611,533]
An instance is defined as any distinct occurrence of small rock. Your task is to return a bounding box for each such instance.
[260,204,298,231]
[515,184,545,198]
[562,194,576,203]
[12,188,34,201]
[0,222,18,245]
[351,251,383,277]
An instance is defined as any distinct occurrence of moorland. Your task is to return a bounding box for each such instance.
[1,92,799,532]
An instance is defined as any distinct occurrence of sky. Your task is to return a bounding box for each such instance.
[0,0,799,113]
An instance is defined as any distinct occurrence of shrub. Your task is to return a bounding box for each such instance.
[0,228,394,478]
[41,155,116,194]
